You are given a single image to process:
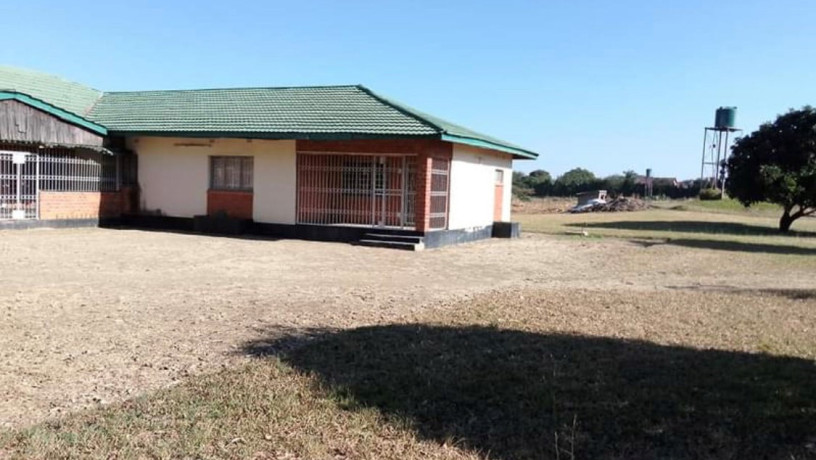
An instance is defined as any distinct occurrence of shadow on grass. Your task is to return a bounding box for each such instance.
[625,236,816,255]
[243,325,816,460]
[576,220,816,237]
[667,238,816,256]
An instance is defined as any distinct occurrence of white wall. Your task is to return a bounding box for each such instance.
[447,144,513,229]
[128,137,297,223]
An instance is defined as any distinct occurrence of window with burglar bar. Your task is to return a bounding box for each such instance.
[210,156,253,191]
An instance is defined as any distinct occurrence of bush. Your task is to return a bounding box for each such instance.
[699,188,722,201]
[512,185,532,201]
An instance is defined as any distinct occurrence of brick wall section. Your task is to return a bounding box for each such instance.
[296,139,452,232]
[207,190,253,219]
[39,189,137,220]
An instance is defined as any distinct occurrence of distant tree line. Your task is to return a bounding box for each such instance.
[513,168,702,199]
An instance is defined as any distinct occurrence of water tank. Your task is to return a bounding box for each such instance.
[715,107,737,129]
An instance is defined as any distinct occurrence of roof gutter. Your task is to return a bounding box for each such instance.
[440,134,538,160]
[0,91,108,136]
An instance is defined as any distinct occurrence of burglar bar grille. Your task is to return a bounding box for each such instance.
[429,157,450,229]
[0,146,131,220]
[0,152,37,219]
[297,153,417,229]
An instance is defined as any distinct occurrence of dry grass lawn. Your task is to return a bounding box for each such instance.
[1,206,815,459]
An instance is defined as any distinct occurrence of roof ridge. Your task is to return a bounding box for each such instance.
[354,85,445,134]
[102,84,362,95]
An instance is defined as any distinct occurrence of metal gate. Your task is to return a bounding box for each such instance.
[297,153,417,229]
[0,151,38,220]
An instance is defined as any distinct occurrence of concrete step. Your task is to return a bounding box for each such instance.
[357,239,422,251]
[362,233,424,244]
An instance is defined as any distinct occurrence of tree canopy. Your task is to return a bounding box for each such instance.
[726,107,816,232]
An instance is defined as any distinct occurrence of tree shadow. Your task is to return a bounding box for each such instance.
[242,325,816,460]
[666,285,816,300]
[577,220,816,237]
[667,238,816,256]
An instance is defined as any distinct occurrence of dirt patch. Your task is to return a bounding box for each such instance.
[512,197,575,214]
[0,227,814,428]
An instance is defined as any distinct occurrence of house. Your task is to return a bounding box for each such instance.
[0,66,537,249]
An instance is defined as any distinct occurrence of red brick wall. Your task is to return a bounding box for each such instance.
[39,192,101,220]
[207,190,253,219]
[39,189,137,220]
[297,138,451,156]
[296,139,452,232]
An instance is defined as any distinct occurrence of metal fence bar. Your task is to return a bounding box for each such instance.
[296,153,417,229]
[429,157,450,230]
[0,146,136,220]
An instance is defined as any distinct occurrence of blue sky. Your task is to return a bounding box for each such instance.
[1,0,814,179]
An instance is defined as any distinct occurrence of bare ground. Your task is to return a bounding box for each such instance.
[0,227,814,428]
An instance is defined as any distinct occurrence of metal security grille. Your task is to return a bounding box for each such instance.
[429,157,450,229]
[0,152,38,219]
[38,152,118,192]
[0,148,127,220]
[297,153,417,229]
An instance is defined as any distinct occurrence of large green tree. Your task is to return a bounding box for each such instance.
[554,168,597,195]
[726,107,816,232]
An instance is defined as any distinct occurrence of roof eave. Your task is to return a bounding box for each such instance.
[106,130,439,141]
[0,91,108,136]
[440,133,538,160]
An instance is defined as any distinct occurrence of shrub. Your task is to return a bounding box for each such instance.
[699,188,722,201]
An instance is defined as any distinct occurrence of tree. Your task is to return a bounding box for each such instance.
[554,168,597,195]
[528,169,552,196]
[621,170,638,196]
[602,174,624,195]
[726,107,816,232]
[529,169,551,181]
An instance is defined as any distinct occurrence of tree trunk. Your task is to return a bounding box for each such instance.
[779,210,795,232]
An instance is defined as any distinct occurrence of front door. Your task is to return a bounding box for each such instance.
[493,169,504,222]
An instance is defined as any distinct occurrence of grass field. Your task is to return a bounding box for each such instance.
[517,202,816,259]
[3,289,814,459]
[1,206,815,459]
[651,197,784,216]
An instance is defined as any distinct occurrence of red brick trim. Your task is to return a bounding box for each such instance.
[39,190,134,220]
[207,190,253,219]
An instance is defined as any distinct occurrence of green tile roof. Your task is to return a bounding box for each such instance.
[361,87,537,158]
[0,66,102,117]
[0,91,107,135]
[89,86,438,136]
[0,66,537,159]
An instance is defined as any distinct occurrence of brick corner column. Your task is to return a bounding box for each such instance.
[414,154,432,233]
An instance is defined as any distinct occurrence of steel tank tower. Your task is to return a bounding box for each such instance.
[700,107,741,194]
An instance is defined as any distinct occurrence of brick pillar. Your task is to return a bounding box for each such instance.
[414,153,432,233]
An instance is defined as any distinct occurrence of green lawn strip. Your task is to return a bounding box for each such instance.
[517,209,816,254]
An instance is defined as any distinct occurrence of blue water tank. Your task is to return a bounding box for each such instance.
[715,107,737,129]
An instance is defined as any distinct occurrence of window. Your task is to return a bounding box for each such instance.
[495,169,505,185]
[210,156,253,190]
